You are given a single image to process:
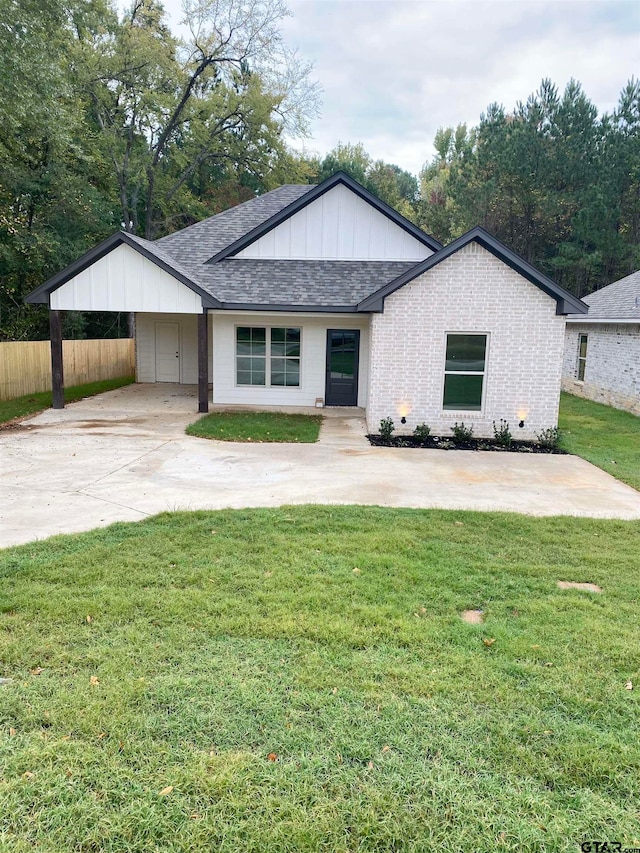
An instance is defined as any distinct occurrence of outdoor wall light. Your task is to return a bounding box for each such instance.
[517,408,528,429]
[401,416,407,424]
[519,420,525,428]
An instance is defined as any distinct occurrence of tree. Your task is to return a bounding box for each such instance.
[83,0,320,239]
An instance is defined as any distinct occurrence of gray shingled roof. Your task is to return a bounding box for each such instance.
[197,260,418,306]
[147,182,425,308]
[156,185,314,272]
[568,270,640,320]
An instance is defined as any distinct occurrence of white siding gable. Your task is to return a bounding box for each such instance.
[50,243,202,314]
[236,184,431,261]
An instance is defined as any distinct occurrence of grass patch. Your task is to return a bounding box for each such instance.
[1,506,639,852]
[186,410,322,443]
[559,392,640,491]
[0,376,135,426]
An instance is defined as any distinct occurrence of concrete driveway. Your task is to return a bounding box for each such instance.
[1,383,639,548]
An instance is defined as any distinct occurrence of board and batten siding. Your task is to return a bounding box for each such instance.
[135,313,213,384]
[236,184,430,262]
[366,243,566,439]
[211,312,370,407]
[51,244,203,314]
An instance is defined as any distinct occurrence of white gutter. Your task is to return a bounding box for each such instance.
[565,317,640,324]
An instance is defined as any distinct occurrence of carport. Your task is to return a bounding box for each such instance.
[25,232,216,414]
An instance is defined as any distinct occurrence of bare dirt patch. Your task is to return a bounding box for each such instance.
[461,609,484,624]
[557,581,602,593]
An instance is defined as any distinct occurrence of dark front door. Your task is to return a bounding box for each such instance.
[325,329,360,406]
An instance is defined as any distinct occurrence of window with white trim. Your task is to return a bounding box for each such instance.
[236,327,300,387]
[443,333,487,411]
[577,333,588,381]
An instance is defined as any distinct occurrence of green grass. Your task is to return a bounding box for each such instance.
[559,392,640,491]
[186,410,323,443]
[0,376,135,425]
[1,506,639,852]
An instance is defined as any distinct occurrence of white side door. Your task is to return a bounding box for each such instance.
[155,322,180,382]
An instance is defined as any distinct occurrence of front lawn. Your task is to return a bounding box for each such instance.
[1,506,639,852]
[186,410,322,442]
[559,392,640,491]
[0,376,135,426]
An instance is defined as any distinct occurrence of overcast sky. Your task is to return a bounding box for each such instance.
[158,0,639,176]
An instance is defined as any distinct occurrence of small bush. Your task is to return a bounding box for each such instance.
[379,417,395,440]
[414,423,431,442]
[536,426,561,449]
[451,421,474,442]
[493,419,513,447]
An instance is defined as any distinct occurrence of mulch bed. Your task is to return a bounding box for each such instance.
[366,434,567,454]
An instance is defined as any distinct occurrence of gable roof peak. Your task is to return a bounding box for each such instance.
[204,170,443,263]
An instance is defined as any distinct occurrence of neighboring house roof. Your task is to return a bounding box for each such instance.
[25,173,587,315]
[566,270,640,322]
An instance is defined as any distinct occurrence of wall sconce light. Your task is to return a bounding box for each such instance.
[517,408,528,429]
[518,420,525,428]
[401,416,407,425]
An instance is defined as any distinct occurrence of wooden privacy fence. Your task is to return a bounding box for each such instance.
[0,338,135,400]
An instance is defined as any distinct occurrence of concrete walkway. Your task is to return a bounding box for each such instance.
[1,383,639,548]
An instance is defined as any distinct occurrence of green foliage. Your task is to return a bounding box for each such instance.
[379,417,395,439]
[0,506,639,850]
[0,0,320,340]
[186,411,322,443]
[413,422,431,442]
[451,421,474,442]
[559,393,640,491]
[492,419,513,447]
[535,426,561,450]
[417,78,640,295]
[312,143,419,218]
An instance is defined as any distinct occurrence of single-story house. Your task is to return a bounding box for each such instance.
[26,171,587,438]
[563,270,640,415]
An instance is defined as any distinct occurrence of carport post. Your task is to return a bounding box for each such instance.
[198,308,209,413]
[49,308,64,409]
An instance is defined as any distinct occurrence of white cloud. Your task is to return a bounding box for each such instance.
[155,0,640,174]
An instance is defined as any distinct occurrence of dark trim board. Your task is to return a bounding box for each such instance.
[357,226,589,316]
[205,171,443,264]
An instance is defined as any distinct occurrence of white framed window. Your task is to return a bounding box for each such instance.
[443,333,487,411]
[577,333,588,381]
[236,326,301,387]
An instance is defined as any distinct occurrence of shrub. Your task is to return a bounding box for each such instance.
[414,423,431,443]
[379,417,395,440]
[451,422,474,442]
[492,419,513,447]
[536,426,561,449]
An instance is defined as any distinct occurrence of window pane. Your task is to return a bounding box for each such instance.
[285,361,300,386]
[237,327,251,342]
[579,335,588,359]
[236,341,252,355]
[445,334,486,372]
[252,368,265,386]
[271,342,286,357]
[443,374,483,410]
[271,371,285,386]
[271,327,285,343]
[237,371,252,385]
[285,341,300,357]
[252,328,266,343]
[236,357,252,373]
[251,340,266,356]
[271,357,285,374]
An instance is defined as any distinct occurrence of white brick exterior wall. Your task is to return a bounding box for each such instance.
[562,323,640,415]
[366,243,566,439]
